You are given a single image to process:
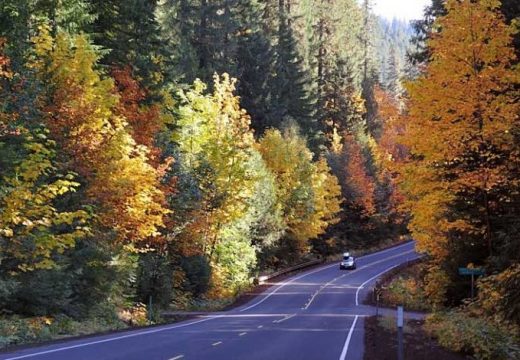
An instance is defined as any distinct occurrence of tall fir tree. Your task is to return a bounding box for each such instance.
[273,8,323,153]
[89,0,170,96]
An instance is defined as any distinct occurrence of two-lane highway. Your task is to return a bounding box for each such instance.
[0,241,419,360]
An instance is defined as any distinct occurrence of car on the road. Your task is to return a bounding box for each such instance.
[339,252,357,270]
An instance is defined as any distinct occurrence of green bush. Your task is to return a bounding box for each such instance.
[425,311,520,360]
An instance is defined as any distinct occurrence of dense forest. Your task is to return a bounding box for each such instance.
[0,0,519,353]
[0,0,409,329]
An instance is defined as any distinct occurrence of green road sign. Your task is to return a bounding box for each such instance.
[458,267,485,276]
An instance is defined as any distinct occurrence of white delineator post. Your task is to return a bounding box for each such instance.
[397,305,404,360]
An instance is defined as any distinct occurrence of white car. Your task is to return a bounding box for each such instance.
[339,252,357,270]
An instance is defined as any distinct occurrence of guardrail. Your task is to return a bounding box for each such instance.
[256,240,415,285]
[256,258,324,284]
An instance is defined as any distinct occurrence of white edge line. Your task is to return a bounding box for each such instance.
[240,242,415,312]
[355,264,400,306]
[306,250,415,310]
[4,242,415,359]
[5,316,221,360]
[339,315,359,360]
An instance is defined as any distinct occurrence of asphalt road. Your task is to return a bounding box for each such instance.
[1,241,420,360]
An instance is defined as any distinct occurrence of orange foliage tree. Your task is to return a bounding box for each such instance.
[399,0,520,304]
[343,133,376,216]
[30,27,169,245]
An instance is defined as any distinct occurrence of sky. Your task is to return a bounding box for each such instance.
[372,0,431,21]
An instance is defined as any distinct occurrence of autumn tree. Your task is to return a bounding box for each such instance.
[400,0,520,304]
[31,27,168,245]
[257,126,342,261]
[172,74,261,294]
[0,41,85,276]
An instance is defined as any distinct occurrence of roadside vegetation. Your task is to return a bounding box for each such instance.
[1,0,519,354]
[0,0,409,348]
[364,316,467,360]
[386,0,520,358]
[369,261,432,312]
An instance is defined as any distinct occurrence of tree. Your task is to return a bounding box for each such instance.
[407,0,447,66]
[31,27,168,245]
[89,0,170,95]
[384,46,403,100]
[273,11,322,152]
[257,126,341,260]
[173,74,259,292]
[400,0,520,303]
[0,0,94,64]
[0,46,88,272]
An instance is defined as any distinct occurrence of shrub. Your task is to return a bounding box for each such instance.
[425,311,520,360]
[0,316,52,348]
[384,276,430,312]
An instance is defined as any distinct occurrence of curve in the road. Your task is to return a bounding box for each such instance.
[0,241,419,360]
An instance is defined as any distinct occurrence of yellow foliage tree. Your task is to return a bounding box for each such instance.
[30,27,168,245]
[258,127,342,256]
[174,74,256,257]
[0,131,89,272]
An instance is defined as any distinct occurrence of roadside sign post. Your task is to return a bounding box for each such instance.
[376,292,380,316]
[471,273,474,299]
[397,306,404,360]
[148,295,153,324]
[458,268,485,300]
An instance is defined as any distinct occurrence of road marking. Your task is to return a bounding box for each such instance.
[3,316,222,360]
[339,316,359,360]
[303,250,416,310]
[303,274,346,310]
[354,253,423,306]
[169,355,184,360]
[239,242,415,312]
[273,314,296,323]
[212,341,222,346]
[239,332,247,336]
[3,242,416,360]
[354,265,399,306]
[257,325,263,328]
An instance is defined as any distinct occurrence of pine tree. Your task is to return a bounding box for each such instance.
[500,0,520,53]
[159,0,201,83]
[273,9,323,153]
[232,0,278,134]
[89,0,170,96]
[0,0,94,62]
[384,46,403,100]
[407,0,447,66]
